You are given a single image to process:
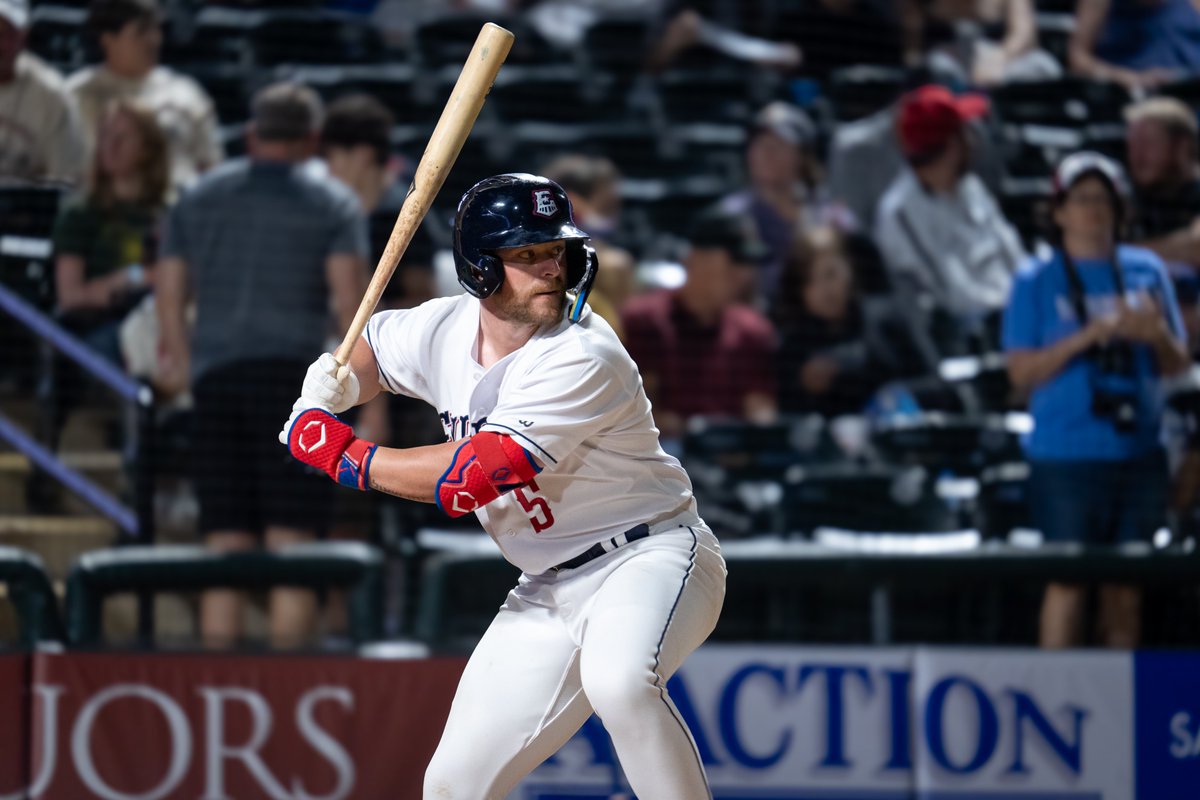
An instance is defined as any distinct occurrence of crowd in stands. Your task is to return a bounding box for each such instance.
[4,0,1200,648]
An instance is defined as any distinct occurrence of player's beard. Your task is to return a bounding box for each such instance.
[493,281,567,327]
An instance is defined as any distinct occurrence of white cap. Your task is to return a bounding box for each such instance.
[0,0,29,29]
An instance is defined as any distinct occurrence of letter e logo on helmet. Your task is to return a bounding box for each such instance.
[532,189,558,218]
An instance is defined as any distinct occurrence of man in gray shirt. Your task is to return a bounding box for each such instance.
[156,81,367,648]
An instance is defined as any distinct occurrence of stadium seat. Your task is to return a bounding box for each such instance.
[580,15,652,79]
[489,66,597,125]
[671,123,747,184]
[782,462,963,535]
[184,62,255,130]
[576,125,668,180]
[1157,76,1200,111]
[251,10,384,66]
[621,174,732,238]
[64,542,386,647]
[0,546,65,646]
[25,3,89,73]
[870,412,1024,475]
[283,63,428,124]
[655,67,761,125]
[0,185,62,311]
[413,548,519,653]
[975,461,1033,541]
[990,78,1131,127]
[997,174,1053,247]
[1035,11,1075,70]
[826,64,909,122]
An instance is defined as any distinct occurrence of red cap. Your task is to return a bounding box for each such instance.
[896,85,990,158]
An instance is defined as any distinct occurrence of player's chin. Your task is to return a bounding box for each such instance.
[530,290,566,320]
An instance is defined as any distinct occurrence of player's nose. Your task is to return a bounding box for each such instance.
[537,254,564,278]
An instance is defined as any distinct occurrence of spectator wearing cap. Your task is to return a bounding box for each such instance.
[1003,151,1189,649]
[1070,0,1200,93]
[68,0,221,192]
[721,101,849,306]
[874,84,1025,351]
[0,0,84,183]
[621,205,778,444]
[155,81,368,649]
[1123,97,1200,271]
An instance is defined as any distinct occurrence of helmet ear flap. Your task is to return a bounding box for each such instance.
[474,254,504,298]
[455,252,505,298]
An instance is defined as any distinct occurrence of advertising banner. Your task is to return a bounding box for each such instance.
[518,645,1137,800]
[1134,651,1200,800]
[0,654,30,800]
[23,652,465,800]
[1,646,1195,798]
[912,648,1133,800]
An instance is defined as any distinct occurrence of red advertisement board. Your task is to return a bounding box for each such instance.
[21,652,466,800]
[0,653,30,799]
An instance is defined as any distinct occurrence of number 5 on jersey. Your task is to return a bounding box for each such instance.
[514,479,555,533]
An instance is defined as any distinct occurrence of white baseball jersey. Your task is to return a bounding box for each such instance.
[365,294,702,574]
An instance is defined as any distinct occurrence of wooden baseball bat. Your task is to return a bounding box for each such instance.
[333,22,515,366]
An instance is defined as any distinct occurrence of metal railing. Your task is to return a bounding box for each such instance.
[0,281,157,637]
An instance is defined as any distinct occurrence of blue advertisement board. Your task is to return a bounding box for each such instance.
[1134,651,1200,799]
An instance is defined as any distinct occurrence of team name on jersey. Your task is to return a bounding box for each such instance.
[439,411,487,442]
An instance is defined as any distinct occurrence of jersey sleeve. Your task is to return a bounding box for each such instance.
[481,344,633,469]
[364,308,433,403]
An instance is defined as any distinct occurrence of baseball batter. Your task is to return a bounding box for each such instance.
[280,173,726,798]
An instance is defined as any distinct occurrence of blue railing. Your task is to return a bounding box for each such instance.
[0,281,154,541]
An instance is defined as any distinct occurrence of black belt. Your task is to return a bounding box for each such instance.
[551,524,651,572]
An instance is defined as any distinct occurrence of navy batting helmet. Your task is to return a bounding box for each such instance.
[453,173,598,323]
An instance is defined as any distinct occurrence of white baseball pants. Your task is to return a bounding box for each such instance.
[423,524,726,799]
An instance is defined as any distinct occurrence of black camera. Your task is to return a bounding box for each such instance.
[1090,343,1138,432]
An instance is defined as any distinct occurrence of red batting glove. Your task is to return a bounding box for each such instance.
[284,407,377,491]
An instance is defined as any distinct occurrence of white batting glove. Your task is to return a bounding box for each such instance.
[301,352,360,414]
[278,396,327,445]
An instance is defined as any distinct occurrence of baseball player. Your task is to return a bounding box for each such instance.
[279,173,727,798]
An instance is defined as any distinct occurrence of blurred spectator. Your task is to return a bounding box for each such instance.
[622,205,777,442]
[900,0,1060,87]
[318,92,436,309]
[0,0,85,183]
[541,154,634,337]
[528,0,663,49]
[51,99,166,365]
[778,0,904,82]
[828,89,1005,233]
[874,85,1024,347]
[648,2,801,72]
[721,101,848,304]
[156,82,368,649]
[540,153,623,243]
[1124,97,1200,270]
[776,226,928,417]
[1070,0,1200,92]
[69,0,222,192]
[1003,151,1189,648]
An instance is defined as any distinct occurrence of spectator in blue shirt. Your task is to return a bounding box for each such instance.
[1003,151,1190,649]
